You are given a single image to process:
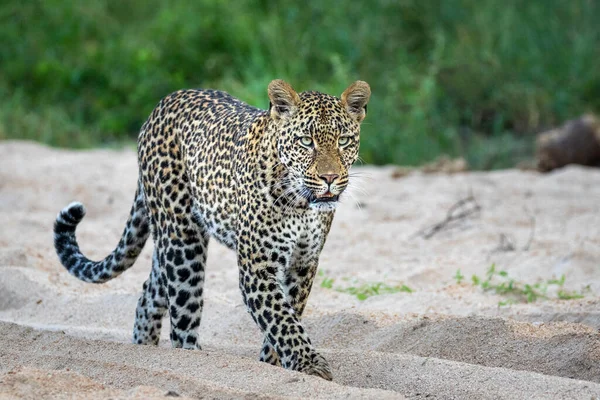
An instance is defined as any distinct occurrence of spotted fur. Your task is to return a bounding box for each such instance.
[53,79,371,380]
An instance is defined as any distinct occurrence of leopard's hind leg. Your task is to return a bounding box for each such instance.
[154,210,209,349]
[142,170,209,349]
[133,249,168,345]
[137,104,209,349]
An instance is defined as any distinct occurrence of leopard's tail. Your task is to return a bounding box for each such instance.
[53,184,150,283]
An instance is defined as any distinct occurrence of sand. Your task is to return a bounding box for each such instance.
[1,140,599,399]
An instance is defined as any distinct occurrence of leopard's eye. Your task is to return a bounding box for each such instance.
[338,136,351,147]
[299,136,314,148]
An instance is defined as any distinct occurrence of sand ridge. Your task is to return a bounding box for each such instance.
[1,141,600,399]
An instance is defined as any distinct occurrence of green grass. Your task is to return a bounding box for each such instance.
[2,1,600,168]
[341,282,414,301]
[460,264,591,306]
[319,273,413,301]
[453,269,465,284]
[320,277,335,290]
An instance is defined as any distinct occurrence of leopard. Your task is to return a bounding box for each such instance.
[53,79,371,380]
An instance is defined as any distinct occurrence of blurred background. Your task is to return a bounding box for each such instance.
[1,0,599,169]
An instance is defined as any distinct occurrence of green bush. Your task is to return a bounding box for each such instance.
[1,0,599,168]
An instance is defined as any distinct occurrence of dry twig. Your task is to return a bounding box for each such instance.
[522,211,536,251]
[487,233,516,260]
[414,195,481,239]
[488,208,536,259]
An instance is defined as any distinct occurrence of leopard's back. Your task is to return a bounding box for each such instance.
[137,89,266,249]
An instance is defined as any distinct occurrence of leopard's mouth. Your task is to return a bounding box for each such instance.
[308,191,339,204]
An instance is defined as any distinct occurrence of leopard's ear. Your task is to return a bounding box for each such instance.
[341,81,371,123]
[268,79,301,120]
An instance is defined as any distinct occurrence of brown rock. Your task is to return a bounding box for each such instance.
[536,114,600,172]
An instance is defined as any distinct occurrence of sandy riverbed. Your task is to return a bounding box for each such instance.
[1,141,599,399]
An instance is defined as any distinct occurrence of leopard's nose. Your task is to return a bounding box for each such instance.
[319,174,339,185]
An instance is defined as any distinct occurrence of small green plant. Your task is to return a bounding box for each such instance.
[469,264,590,305]
[320,277,335,289]
[453,269,465,284]
[340,282,413,301]
[557,285,590,300]
[319,275,413,301]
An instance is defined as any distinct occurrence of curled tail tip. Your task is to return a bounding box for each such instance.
[66,201,86,220]
[55,201,87,230]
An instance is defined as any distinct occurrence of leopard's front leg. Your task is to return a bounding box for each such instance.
[237,234,332,380]
[259,257,319,367]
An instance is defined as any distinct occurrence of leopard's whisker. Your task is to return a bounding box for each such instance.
[273,186,296,209]
[343,190,363,212]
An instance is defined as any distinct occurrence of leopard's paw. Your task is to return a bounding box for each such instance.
[297,352,333,381]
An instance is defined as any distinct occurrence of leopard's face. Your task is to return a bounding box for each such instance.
[267,80,370,211]
[275,92,362,211]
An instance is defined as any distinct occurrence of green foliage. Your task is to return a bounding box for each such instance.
[341,282,414,301]
[453,269,465,284]
[2,1,599,167]
[320,277,335,289]
[319,275,413,301]
[470,264,591,305]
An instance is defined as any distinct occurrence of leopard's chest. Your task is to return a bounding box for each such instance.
[261,211,333,268]
[191,200,237,250]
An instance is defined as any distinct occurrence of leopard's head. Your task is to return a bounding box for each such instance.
[268,79,371,211]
